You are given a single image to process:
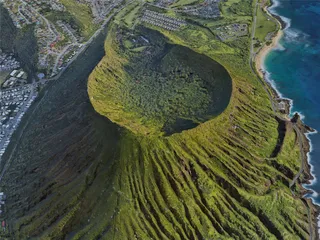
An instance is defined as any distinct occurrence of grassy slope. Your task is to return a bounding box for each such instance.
[255,6,277,42]
[88,28,232,135]
[60,0,98,40]
[124,3,141,28]
[114,1,142,28]
[86,20,312,238]
[1,1,316,239]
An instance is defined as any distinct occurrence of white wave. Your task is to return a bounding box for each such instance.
[305,130,318,183]
[263,71,283,98]
[285,28,299,39]
[274,43,286,51]
[264,71,320,207]
[280,16,292,30]
[269,0,280,12]
[289,110,305,120]
[302,130,320,206]
[318,216,320,236]
[264,0,319,207]
[312,192,319,198]
[284,27,310,45]
[268,1,292,30]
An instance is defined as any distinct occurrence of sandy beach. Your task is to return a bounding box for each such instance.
[255,29,283,79]
[256,3,320,238]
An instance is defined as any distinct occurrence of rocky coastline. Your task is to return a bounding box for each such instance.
[255,1,319,238]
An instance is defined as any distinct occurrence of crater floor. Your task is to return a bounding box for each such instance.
[88,27,232,135]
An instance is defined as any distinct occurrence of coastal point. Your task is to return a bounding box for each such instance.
[0,0,319,239]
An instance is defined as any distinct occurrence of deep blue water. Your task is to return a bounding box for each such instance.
[264,0,320,203]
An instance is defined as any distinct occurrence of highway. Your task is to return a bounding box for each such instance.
[1,1,315,237]
[52,43,79,75]
[249,1,315,239]
[0,84,37,155]
[0,0,134,181]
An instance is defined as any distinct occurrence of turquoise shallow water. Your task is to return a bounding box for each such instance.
[264,0,320,203]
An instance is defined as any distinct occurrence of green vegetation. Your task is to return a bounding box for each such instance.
[89,27,232,135]
[114,1,142,28]
[255,5,278,43]
[228,0,253,16]
[1,0,317,239]
[171,0,200,8]
[45,10,81,33]
[60,0,98,39]
[123,3,141,28]
[221,0,253,17]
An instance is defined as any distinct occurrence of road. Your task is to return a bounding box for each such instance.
[21,0,58,45]
[47,0,134,82]
[290,124,314,240]
[250,1,315,239]
[52,43,78,75]
[249,2,277,114]
[17,6,30,24]
[0,89,46,183]
[250,2,309,197]
[250,2,259,63]
[0,0,135,180]
[1,0,315,237]
[0,84,37,153]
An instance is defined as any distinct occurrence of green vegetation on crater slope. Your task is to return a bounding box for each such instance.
[85,14,315,238]
[89,27,232,135]
[1,0,318,239]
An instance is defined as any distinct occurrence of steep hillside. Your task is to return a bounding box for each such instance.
[0,4,17,52]
[0,2,318,240]
[86,23,317,239]
[88,27,232,136]
[0,4,38,76]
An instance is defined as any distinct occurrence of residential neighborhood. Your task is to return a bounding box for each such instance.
[88,0,122,23]
[0,0,253,167]
[0,0,126,172]
[151,0,221,19]
[142,10,187,31]
[181,0,221,19]
[2,0,120,77]
[0,84,37,160]
[0,51,20,72]
[2,69,27,89]
[0,49,38,164]
[0,49,35,163]
[216,23,248,41]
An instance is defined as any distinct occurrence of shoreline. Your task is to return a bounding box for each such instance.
[254,1,320,238]
[255,28,283,80]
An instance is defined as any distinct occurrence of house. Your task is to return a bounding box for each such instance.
[10,70,18,77]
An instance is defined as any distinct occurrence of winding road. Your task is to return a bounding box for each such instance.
[250,1,315,239]
[0,0,315,238]
[0,0,135,183]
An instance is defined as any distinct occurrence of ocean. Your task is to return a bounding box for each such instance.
[264,0,320,203]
